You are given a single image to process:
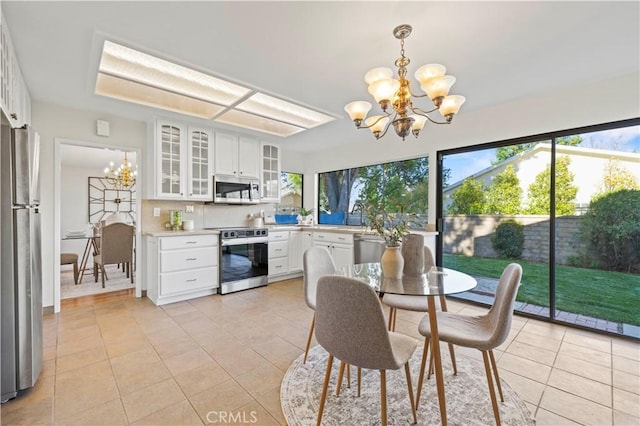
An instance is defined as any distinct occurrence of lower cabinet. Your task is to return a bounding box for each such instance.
[313,231,354,270]
[145,234,219,305]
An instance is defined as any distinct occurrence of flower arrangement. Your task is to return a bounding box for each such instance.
[363,203,414,247]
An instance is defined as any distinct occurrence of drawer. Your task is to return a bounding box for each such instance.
[269,231,289,242]
[313,231,354,245]
[160,267,218,296]
[269,257,288,275]
[160,246,217,273]
[268,240,288,258]
[159,235,218,251]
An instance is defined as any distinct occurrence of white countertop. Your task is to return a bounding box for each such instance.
[142,229,220,237]
[143,226,438,237]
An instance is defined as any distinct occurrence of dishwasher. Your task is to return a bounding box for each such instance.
[353,234,386,263]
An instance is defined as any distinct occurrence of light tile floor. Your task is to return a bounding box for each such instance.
[1,278,638,425]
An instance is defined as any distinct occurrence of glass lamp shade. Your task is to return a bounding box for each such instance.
[365,115,390,134]
[410,114,428,132]
[344,101,372,121]
[364,67,393,85]
[439,95,466,116]
[420,75,456,100]
[414,64,446,85]
[368,78,400,103]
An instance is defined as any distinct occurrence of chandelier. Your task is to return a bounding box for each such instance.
[104,152,137,190]
[344,24,466,141]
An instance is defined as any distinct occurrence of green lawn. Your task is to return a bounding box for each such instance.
[443,254,640,326]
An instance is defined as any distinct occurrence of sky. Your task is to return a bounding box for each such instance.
[444,125,640,185]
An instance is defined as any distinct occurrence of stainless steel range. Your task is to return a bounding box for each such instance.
[210,227,269,294]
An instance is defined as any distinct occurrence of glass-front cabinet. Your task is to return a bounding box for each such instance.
[153,120,212,200]
[261,143,281,202]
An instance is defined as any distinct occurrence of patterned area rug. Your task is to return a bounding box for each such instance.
[60,264,135,299]
[281,344,535,426]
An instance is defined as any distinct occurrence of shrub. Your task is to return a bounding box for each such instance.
[580,189,640,272]
[492,220,524,259]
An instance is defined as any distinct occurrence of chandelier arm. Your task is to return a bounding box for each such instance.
[356,112,392,130]
[376,115,395,139]
[409,108,449,125]
[410,106,439,115]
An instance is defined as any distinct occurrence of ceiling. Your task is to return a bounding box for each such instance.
[3,1,639,153]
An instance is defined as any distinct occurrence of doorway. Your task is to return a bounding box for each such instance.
[54,138,142,311]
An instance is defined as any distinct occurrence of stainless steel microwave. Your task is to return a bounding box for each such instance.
[212,175,260,204]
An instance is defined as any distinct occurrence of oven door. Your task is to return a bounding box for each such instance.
[219,237,268,293]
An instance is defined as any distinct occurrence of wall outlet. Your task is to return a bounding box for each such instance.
[185,205,194,213]
[153,207,161,217]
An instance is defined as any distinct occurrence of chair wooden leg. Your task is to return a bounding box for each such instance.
[404,362,417,425]
[387,307,395,331]
[317,354,333,426]
[357,367,361,397]
[336,361,346,396]
[346,363,351,388]
[94,263,98,282]
[380,369,387,426]
[448,343,457,376]
[427,344,434,380]
[416,337,430,409]
[482,350,501,425]
[303,314,315,364]
[73,262,79,285]
[489,350,504,402]
[130,263,134,283]
[101,264,106,288]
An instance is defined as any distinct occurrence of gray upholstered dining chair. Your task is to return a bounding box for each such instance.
[315,275,418,426]
[302,246,337,364]
[382,246,458,375]
[415,263,522,424]
[93,222,134,288]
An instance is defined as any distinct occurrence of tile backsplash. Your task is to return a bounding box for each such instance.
[141,200,277,232]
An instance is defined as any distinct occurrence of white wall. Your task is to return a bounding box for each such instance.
[32,102,146,307]
[59,165,96,264]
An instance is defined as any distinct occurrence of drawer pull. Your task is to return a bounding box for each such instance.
[186,257,197,261]
[185,241,197,244]
[275,265,282,269]
[275,248,283,252]
[186,279,197,282]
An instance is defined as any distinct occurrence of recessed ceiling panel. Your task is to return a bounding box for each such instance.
[236,93,335,129]
[95,73,225,119]
[215,109,306,137]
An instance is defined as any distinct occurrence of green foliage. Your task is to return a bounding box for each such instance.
[491,220,525,258]
[448,178,485,214]
[580,189,640,272]
[281,172,302,195]
[485,165,522,214]
[526,155,578,215]
[493,136,582,164]
[600,159,640,194]
[299,207,314,217]
[363,202,414,246]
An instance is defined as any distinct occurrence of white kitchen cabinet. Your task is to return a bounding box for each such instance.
[1,14,31,128]
[145,234,219,305]
[289,230,302,272]
[268,230,289,278]
[260,143,281,202]
[214,132,259,178]
[152,120,213,200]
[313,231,354,270]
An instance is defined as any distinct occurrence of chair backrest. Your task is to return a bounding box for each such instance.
[315,275,404,370]
[302,246,336,310]
[99,222,134,264]
[485,263,522,348]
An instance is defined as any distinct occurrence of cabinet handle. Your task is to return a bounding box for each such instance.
[10,113,17,120]
[338,237,346,241]
[186,257,197,261]
[185,241,197,244]
[275,248,282,252]
[275,265,282,269]
[186,279,197,282]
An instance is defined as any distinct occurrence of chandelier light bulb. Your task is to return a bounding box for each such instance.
[368,78,400,104]
[364,67,394,85]
[414,64,446,85]
[439,95,466,120]
[420,75,456,103]
[344,101,372,126]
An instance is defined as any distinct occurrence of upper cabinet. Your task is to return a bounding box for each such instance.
[214,132,259,178]
[1,14,31,128]
[261,143,281,202]
[152,120,213,200]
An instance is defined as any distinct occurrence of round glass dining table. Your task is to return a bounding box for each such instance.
[337,263,477,426]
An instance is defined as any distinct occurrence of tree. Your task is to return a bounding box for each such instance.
[526,155,578,215]
[319,168,359,214]
[600,159,640,194]
[448,178,485,214]
[485,165,522,214]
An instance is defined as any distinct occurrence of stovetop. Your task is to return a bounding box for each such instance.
[204,227,268,239]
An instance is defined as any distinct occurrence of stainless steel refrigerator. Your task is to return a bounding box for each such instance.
[1,123,43,402]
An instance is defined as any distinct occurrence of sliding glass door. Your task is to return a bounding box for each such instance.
[438,119,639,338]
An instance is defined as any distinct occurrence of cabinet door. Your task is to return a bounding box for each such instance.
[187,126,213,200]
[238,137,259,178]
[156,121,185,198]
[289,230,302,272]
[214,132,238,176]
[332,244,354,270]
[261,143,281,202]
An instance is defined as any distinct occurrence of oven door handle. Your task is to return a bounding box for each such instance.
[221,237,268,246]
